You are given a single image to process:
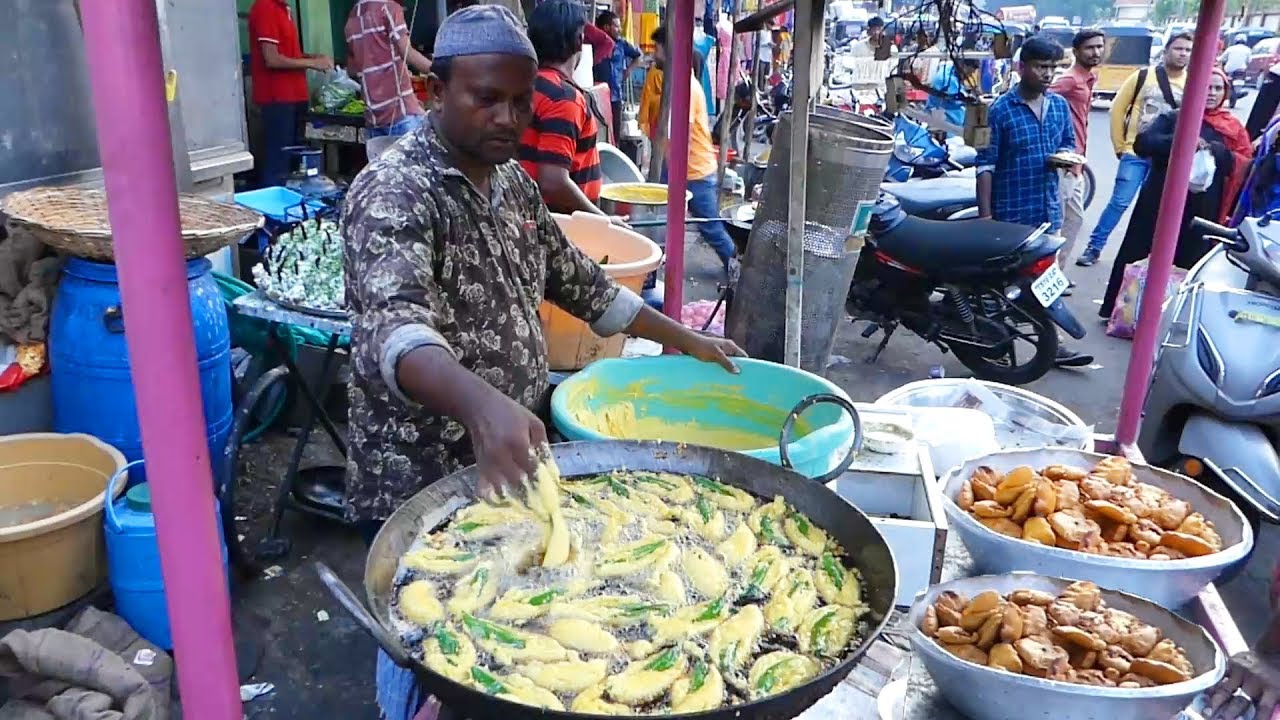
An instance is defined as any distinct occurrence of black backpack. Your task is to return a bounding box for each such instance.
[1123,66,1180,140]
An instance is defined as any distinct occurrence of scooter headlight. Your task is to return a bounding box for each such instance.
[1257,368,1280,399]
[1196,327,1224,387]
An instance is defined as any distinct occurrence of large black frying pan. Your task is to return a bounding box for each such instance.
[318,439,897,720]
[721,203,755,256]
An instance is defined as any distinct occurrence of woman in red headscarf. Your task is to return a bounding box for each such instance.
[1100,69,1254,318]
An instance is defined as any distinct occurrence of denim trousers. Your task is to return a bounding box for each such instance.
[685,175,737,269]
[257,101,306,188]
[1086,153,1151,254]
[367,113,425,139]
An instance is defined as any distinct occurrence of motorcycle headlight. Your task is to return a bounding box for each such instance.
[1196,327,1224,387]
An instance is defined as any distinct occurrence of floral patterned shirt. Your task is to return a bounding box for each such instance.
[341,116,641,522]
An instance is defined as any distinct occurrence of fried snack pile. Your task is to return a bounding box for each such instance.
[390,470,870,714]
[920,580,1197,687]
[957,456,1225,560]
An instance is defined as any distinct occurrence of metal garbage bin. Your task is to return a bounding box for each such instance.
[726,108,892,374]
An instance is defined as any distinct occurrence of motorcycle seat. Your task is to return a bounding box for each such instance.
[883,177,977,218]
[874,213,1049,273]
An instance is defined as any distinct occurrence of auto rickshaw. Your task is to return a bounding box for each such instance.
[1093,23,1159,103]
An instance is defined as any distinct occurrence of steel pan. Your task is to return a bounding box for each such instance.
[319,440,897,720]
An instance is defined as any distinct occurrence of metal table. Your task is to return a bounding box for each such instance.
[304,112,367,177]
[231,291,352,559]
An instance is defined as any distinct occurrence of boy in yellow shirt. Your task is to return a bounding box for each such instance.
[641,27,737,277]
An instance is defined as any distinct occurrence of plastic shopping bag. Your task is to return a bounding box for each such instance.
[1189,149,1216,193]
[1106,259,1188,339]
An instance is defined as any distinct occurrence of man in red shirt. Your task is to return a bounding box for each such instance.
[1049,29,1104,271]
[345,0,432,139]
[247,0,333,187]
[582,19,615,75]
[519,0,605,215]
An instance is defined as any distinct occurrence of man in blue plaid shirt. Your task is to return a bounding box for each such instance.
[976,37,1092,368]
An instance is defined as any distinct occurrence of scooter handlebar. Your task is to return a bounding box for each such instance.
[1190,216,1238,241]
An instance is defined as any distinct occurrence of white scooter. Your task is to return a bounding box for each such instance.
[1141,214,1280,549]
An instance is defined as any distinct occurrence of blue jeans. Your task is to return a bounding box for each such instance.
[685,175,738,269]
[1086,153,1151,254]
[257,101,306,188]
[367,113,425,139]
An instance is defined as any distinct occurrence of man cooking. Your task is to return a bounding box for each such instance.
[343,9,743,715]
[342,3,743,542]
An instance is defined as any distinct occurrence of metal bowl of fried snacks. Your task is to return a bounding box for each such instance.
[938,449,1253,609]
[908,573,1226,720]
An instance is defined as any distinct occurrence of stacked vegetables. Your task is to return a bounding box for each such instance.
[252,218,345,313]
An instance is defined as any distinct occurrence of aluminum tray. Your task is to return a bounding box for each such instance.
[938,448,1254,608]
[907,572,1226,720]
[875,379,1095,452]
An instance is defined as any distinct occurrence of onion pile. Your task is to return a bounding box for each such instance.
[681,301,725,337]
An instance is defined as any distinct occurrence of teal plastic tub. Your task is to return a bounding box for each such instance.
[551,356,860,480]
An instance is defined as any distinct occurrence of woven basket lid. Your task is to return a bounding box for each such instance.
[0,186,264,261]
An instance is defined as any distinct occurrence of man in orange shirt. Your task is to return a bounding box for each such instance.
[651,26,738,277]
[1048,29,1104,272]
[247,0,333,187]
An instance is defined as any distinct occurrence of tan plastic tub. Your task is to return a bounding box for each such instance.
[541,212,662,371]
[0,433,127,620]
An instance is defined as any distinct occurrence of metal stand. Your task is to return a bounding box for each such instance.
[230,292,351,562]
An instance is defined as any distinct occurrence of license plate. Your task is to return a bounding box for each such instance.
[1030,264,1070,307]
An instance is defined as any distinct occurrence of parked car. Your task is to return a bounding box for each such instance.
[1247,37,1280,84]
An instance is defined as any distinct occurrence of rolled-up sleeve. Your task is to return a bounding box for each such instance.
[975,105,1001,175]
[342,181,453,405]
[532,200,642,338]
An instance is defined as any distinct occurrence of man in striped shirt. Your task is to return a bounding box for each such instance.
[344,0,432,139]
[519,0,605,215]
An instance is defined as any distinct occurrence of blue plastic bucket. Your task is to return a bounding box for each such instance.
[551,356,861,480]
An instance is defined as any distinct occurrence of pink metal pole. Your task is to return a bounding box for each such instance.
[663,0,696,324]
[1115,0,1227,446]
[79,2,241,717]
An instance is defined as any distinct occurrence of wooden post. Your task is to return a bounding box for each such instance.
[740,31,763,170]
[783,0,821,367]
[715,0,742,198]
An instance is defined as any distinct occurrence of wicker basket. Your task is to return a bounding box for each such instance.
[0,187,264,262]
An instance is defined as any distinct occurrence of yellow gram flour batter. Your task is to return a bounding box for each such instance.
[565,379,811,452]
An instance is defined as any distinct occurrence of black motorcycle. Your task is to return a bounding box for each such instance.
[847,194,1087,385]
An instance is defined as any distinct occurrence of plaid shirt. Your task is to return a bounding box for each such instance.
[976,90,1076,232]
[344,0,422,128]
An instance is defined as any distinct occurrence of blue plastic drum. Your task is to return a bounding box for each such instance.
[49,257,233,486]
